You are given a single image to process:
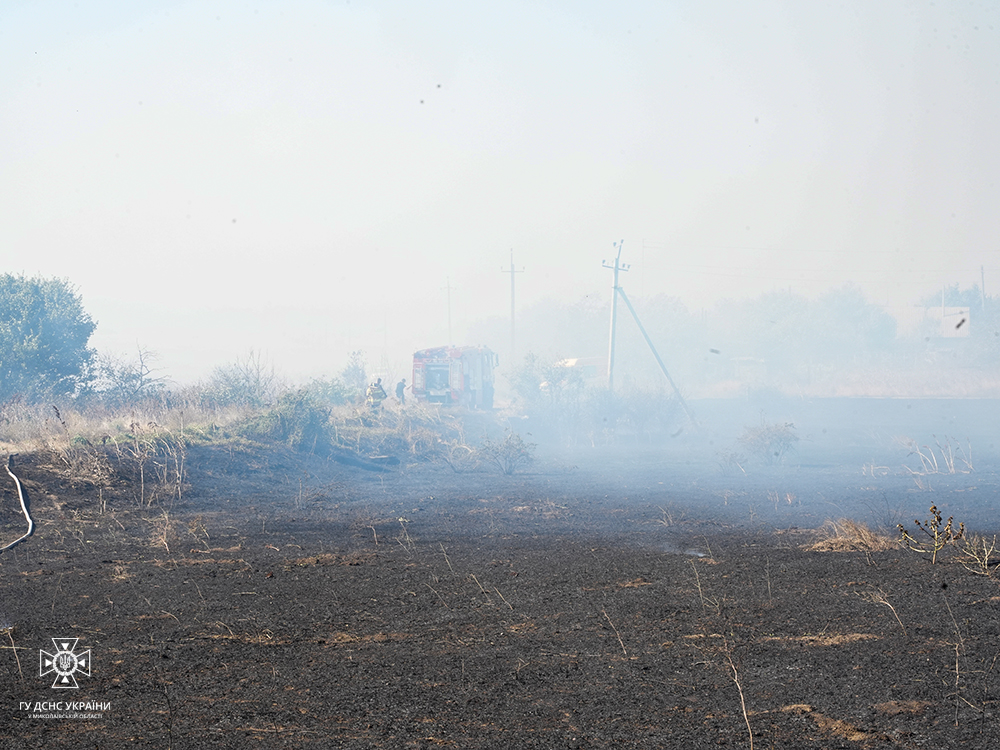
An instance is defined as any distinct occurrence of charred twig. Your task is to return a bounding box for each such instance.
[424,582,449,609]
[469,574,492,603]
[0,626,24,681]
[957,534,1000,576]
[440,543,454,574]
[494,587,513,610]
[602,608,627,656]
[858,587,906,637]
[722,638,754,750]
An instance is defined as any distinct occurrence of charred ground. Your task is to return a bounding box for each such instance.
[1,397,1000,748]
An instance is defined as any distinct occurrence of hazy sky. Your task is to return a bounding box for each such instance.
[2,1,998,383]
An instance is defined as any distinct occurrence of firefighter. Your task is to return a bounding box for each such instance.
[395,378,407,405]
[365,378,388,409]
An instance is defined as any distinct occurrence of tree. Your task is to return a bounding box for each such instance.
[204,350,282,408]
[339,350,368,397]
[918,283,986,311]
[0,274,96,402]
[95,345,167,408]
[812,284,897,362]
[713,285,896,372]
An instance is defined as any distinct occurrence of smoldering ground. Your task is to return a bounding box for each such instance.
[2,390,1000,747]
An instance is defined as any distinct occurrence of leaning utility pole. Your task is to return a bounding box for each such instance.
[501,251,525,365]
[603,240,628,392]
[602,240,696,424]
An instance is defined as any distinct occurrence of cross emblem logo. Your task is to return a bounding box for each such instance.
[39,638,91,689]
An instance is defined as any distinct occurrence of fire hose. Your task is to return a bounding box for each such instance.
[1,456,34,552]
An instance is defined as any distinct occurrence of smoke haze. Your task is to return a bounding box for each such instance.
[2,1,998,388]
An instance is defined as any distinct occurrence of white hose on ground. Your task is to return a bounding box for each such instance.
[1,457,34,552]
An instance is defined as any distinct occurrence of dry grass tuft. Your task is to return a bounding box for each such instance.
[762,633,880,647]
[286,552,376,568]
[780,704,890,745]
[873,700,932,716]
[804,519,898,553]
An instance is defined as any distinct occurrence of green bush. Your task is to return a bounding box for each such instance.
[236,390,331,453]
[301,377,358,406]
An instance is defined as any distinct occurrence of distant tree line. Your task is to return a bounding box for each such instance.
[472,281,1000,396]
[0,273,373,410]
[5,272,998,410]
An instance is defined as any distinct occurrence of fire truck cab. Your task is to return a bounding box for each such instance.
[412,346,498,409]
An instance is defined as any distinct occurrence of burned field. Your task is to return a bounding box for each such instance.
[2,399,1000,748]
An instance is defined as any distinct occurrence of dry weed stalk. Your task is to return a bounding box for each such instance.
[898,505,964,564]
[689,560,720,614]
[151,510,173,554]
[722,637,754,750]
[0,626,24,681]
[395,517,415,553]
[690,610,755,750]
[858,587,906,637]
[469,573,489,596]
[768,490,797,510]
[941,591,973,726]
[717,450,747,475]
[601,608,627,656]
[187,514,210,551]
[494,587,513,610]
[656,504,683,528]
[424,582,449,608]
[862,462,890,477]
[439,543,454,574]
[957,533,1000,576]
[902,436,973,476]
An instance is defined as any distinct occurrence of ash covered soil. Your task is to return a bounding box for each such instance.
[2,398,1000,748]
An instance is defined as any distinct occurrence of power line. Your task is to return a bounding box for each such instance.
[650,266,999,282]
[641,241,987,256]
[501,250,525,365]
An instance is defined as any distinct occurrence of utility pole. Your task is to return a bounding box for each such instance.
[602,239,697,425]
[616,286,697,424]
[501,251,525,365]
[442,277,455,345]
[603,240,628,392]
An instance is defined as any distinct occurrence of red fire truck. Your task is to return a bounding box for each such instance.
[411,346,499,408]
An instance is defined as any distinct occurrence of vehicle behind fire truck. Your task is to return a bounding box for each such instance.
[411,346,498,409]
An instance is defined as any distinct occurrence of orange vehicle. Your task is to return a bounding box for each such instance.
[411,346,499,408]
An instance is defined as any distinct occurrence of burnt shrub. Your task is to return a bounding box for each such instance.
[737,417,798,464]
[478,429,536,475]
